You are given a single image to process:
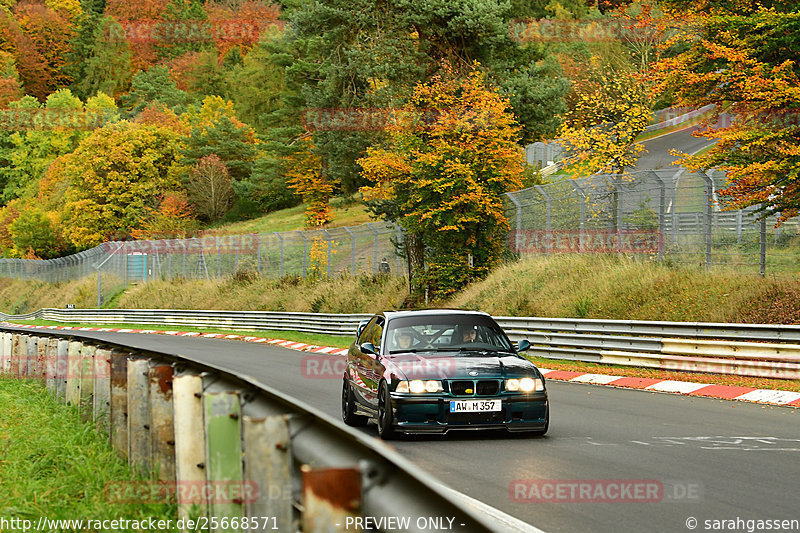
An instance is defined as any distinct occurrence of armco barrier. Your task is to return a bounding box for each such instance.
[3,309,800,379]
[0,325,503,533]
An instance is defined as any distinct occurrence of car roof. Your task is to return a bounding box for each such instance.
[382,309,491,321]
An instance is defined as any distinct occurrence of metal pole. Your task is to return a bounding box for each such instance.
[736,210,743,244]
[569,179,587,252]
[295,231,307,277]
[274,232,284,277]
[760,213,767,277]
[256,234,261,274]
[650,171,667,262]
[505,192,523,253]
[343,226,356,274]
[216,237,221,278]
[700,172,713,270]
[535,186,552,255]
[322,228,332,277]
[365,223,379,273]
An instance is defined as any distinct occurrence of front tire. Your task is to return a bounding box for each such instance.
[342,379,368,427]
[377,381,397,440]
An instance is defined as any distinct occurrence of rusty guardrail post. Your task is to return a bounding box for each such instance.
[110,350,129,457]
[241,407,293,530]
[66,340,83,406]
[93,348,112,436]
[301,466,361,533]
[127,357,152,475]
[149,362,176,482]
[36,336,47,379]
[55,339,69,402]
[173,370,209,525]
[80,345,96,421]
[45,338,58,393]
[1,332,11,374]
[204,382,245,532]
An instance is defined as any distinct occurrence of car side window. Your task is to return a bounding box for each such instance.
[369,319,384,350]
[358,317,378,344]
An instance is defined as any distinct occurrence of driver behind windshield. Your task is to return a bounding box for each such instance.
[393,330,414,351]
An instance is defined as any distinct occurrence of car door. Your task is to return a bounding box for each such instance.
[354,316,385,409]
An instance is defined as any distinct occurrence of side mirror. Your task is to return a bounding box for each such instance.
[360,342,377,355]
[517,339,531,352]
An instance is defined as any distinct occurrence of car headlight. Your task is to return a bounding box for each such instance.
[505,377,544,392]
[395,380,443,393]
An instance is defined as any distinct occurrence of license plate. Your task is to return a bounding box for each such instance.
[449,400,501,413]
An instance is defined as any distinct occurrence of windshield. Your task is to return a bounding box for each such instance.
[386,314,513,354]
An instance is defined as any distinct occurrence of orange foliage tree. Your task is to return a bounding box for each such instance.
[358,67,525,298]
[284,136,337,228]
[652,3,800,221]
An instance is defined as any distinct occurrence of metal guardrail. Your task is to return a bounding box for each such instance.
[0,325,506,533]
[2,309,799,380]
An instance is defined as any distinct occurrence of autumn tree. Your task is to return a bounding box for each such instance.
[653,2,800,221]
[8,207,66,258]
[359,68,525,298]
[2,2,76,100]
[55,122,185,248]
[285,137,336,227]
[559,60,651,176]
[131,191,199,239]
[185,154,234,222]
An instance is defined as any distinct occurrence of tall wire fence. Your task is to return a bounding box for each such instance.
[1,169,798,307]
[0,222,405,306]
[505,169,800,272]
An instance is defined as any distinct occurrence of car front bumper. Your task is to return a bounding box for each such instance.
[390,392,548,434]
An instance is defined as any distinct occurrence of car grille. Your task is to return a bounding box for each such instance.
[448,380,500,396]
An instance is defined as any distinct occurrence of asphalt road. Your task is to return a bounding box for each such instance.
[636,125,715,170]
[46,331,800,533]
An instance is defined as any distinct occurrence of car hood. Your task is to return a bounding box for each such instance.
[386,353,539,381]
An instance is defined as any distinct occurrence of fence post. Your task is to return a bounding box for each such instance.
[651,171,667,261]
[295,231,307,278]
[322,228,332,277]
[535,186,552,254]
[760,213,767,277]
[568,179,587,252]
[700,171,713,270]
[366,223,379,273]
[274,232,284,277]
[343,226,356,274]
[256,234,261,274]
[216,237,222,278]
[505,192,523,254]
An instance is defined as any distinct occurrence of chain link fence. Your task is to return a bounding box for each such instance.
[505,169,800,272]
[0,169,798,307]
[0,222,405,306]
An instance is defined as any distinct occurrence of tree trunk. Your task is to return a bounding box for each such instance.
[405,231,425,294]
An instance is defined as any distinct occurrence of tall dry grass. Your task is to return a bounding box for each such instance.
[117,273,409,314]
[2,256,798,323]
[445,255,800,323]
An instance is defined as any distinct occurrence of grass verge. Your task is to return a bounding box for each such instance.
[0,378,177,527]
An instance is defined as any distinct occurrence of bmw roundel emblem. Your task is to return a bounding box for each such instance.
[469,371,478,376]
